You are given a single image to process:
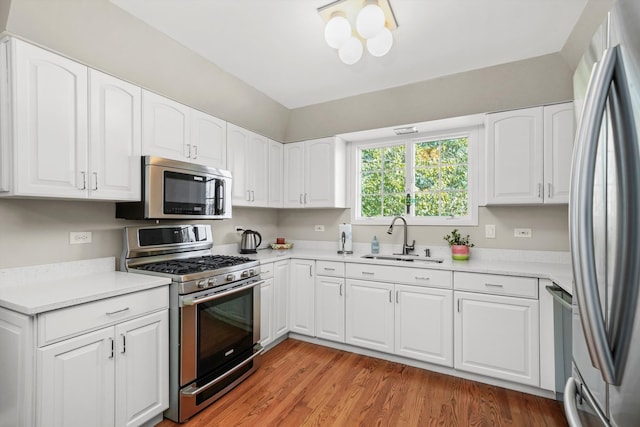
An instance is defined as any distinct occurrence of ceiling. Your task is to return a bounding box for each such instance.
[110,0,589,109]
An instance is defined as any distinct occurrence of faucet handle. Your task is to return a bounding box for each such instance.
[424,248,431,257]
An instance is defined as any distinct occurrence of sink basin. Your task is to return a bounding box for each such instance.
[361,254,444,263]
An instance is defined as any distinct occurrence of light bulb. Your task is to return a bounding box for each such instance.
[324,15,351,49]
[356,3,385,39]
[366,27,393,57]
[338,37,363,65]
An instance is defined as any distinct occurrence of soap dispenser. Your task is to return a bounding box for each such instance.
[371,236,379,254]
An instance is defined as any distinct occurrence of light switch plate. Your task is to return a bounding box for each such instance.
[485,224,496,239]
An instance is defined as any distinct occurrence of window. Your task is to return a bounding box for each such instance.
[353,127,478,226]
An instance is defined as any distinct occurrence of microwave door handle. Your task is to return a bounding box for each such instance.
[570,46,616,383]
[607,45,640,385]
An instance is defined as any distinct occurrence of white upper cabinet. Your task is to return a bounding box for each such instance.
[283,137,346,208]
[268,139,283,208]
[142,90,227,169]
[226,123,271,207]
[89,69,141,201]
[484,102,574,205]
[0,38,141,201]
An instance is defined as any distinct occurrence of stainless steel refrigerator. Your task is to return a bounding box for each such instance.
[565,0,640,425]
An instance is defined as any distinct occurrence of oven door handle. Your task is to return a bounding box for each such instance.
[182,279,264,306]
[181,344,264,397]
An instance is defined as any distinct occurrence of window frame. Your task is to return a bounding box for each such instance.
[350,125,480,226]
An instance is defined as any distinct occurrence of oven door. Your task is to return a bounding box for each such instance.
[179,278,263,420]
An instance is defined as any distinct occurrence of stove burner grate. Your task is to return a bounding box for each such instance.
[138,255,254,275]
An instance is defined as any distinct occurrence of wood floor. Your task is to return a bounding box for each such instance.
[158,339,568,427]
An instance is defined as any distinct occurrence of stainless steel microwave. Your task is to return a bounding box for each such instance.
[116,156,232,220]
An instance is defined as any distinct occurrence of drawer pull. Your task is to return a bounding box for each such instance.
[362,271,375,276]
[324,267,336,271]
[485,283,504,288]
[263,270,271,274]
[106,307,130,316]
[415,276,431,280]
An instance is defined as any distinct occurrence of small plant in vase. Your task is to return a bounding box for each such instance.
[443,229,474,260]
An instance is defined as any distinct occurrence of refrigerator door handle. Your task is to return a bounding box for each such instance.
[570,46,617,383]
[607,44,640,384]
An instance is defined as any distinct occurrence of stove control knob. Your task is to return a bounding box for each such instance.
[241,271,249,278]
[226,274,235,282]
[197,280,206,288]
[249,269,256,276]
[208,278,215,287]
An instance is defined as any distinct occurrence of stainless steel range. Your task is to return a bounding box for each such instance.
[121,224,263,423]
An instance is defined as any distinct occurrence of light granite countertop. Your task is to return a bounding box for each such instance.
[0,257,170,315]
[218,241,574,295]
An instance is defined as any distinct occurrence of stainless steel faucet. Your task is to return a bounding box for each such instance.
[387,216,415,255]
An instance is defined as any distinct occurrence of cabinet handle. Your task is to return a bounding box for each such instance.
[484,283,504,288]
[263,270,271,274]
[362,271,375,276]
[92,172,98,191]
[109,338,114,359]
[323,267,336,271]
[106,307,130,316]
[457,299,461,313]
[186,143,191,158]
[538,183,542,198]
[389,289,392,303]
[251,190,255,202]
[414,276,430,281]
[304,193,308,204]
[309,265,313,277]
[121,334,126,354]
[192,145,198,159]
[339,283,343,296]
[80,171,86,190]
[396,290,399,304]
[547,183,552,198]
[247,190,251,201]
[299,193,303,204]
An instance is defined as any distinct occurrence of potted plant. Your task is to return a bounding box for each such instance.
[443,229,474,260]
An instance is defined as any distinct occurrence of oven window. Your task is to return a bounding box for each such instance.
[197,286,254,378]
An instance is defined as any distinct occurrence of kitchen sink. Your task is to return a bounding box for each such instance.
[361,254,444,263]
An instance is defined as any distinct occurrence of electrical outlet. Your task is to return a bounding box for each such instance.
[69,231,92,244]
[485,224,496,239]
[514,228,532,238]
[314,225,325,232]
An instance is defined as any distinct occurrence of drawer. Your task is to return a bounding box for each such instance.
[454,272,538,299]
[316,261,345,277]
[37,286,169,346]
[346,263,451,289]
[260,262,274,279]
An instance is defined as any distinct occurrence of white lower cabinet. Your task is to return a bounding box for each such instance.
[289,259,315,336]
[273,260,290,340]
[454,291,539,386]
[0,286,169,427]
[259,275,275,347]
[395,285,453,367]
[345,279,394,353]
[315,275,345,343]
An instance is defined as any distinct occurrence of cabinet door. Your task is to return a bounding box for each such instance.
[227,123,250,206]
[260,278,275,347]
[486,107,544,204]
[268,139,283,207]
[289,259,315,336]
[89,69,141,201]
[283,142,305,207]
[273,260,290,339]
[142,90,190,161]
[454,291,540,386]
[248,133,269,206]
[304,137,337,207]
[191,109,227,169]
[395,285,453,367]
[315,275,345,343]
[115,310,169,427]
[13,39,88,198]
[345,279,394,353]
[543,102,574,204]
[37,327,115,427]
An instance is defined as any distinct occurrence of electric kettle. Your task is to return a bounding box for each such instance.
[240,229,262,254]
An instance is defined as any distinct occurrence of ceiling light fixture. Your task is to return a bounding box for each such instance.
[318,0,398,65]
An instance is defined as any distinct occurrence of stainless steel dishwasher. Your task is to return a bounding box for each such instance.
[546,284,573,400]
